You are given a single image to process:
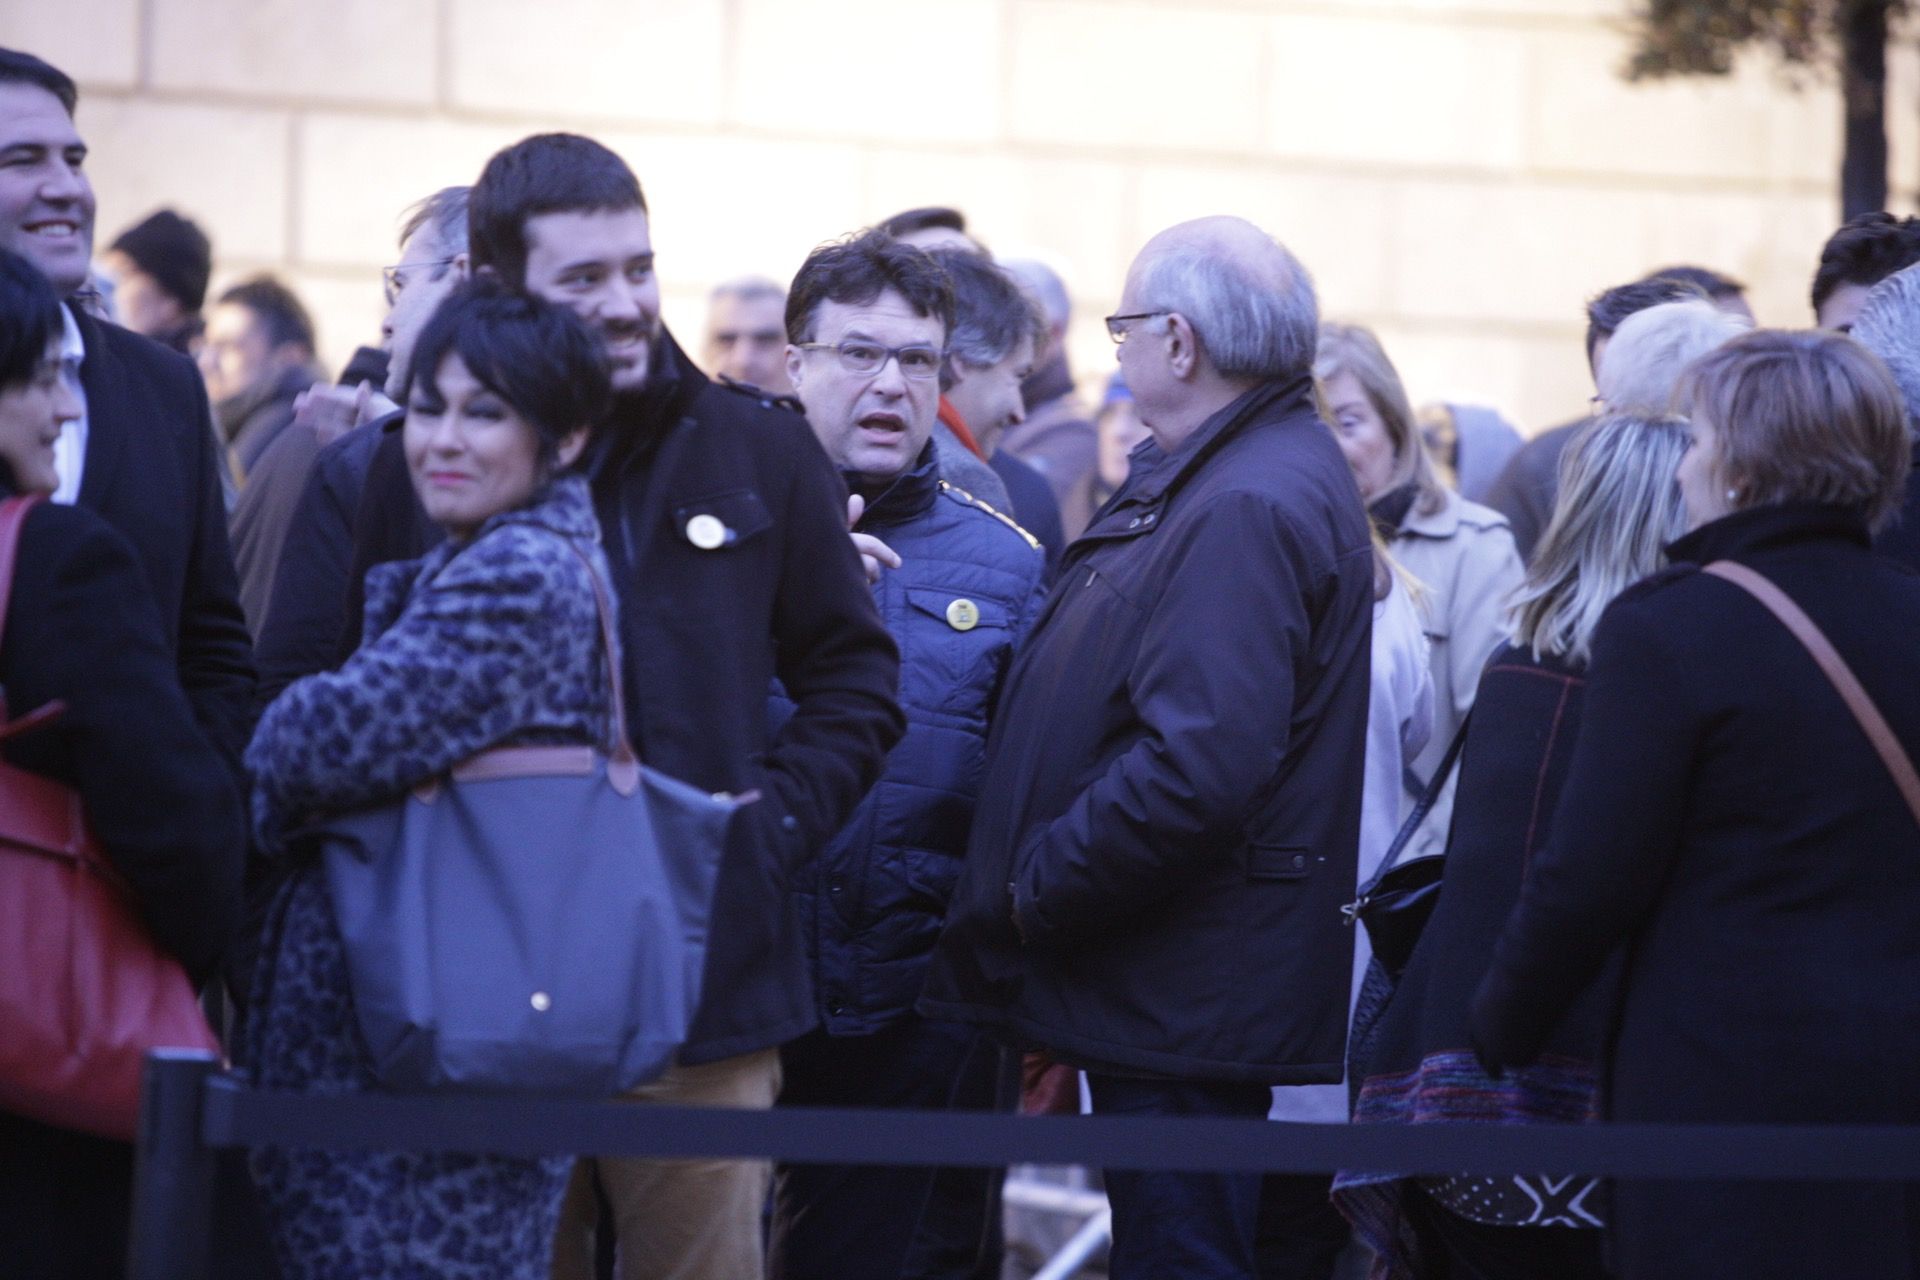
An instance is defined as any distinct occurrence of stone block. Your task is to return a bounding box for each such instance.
[1266,13,1528,171]
[9,0,141,89]
[149,0,436,107]
[294,114,527,267]
[81,98,292,262]
[1388,177,1658,326]
[447,0,725,125]
[1129,161,1398,314]
[731,0,1002,144]
[611,132,870,290]
[1007,1,1268,154]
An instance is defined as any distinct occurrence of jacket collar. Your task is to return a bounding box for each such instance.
[1116,374,1314,509]
[850,440,940,528]
[1666,500,1870,565]
[1396,488,1463,540]
[215,363,315,442]
[588,326,705,478]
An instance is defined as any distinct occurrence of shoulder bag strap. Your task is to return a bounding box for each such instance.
[1355,711,1472,901]
[561,538,642,796]
[0,493,44,659]
[1703,559,1920,829]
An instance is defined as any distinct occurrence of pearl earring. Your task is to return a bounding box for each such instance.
[1725,488,1739,502]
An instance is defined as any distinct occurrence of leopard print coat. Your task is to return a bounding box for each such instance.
[243,473,614,1280]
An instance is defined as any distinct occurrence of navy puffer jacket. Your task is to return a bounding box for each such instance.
[776,446,1046,1035]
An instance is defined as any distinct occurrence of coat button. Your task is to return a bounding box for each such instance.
[829,879,844,895]
[530,992,552,1012]
[946,599,980,631]
[1291,854,1306,870]
[782,814,799,832]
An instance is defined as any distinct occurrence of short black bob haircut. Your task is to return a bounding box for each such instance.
[0,48,78,116]
[404,279,612,469]
[470,134,646,291]
[0,247,66,391]
[785,228,955,345]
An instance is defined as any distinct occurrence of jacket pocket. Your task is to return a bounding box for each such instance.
[1248,843,1312,882]
[671,488,772,550]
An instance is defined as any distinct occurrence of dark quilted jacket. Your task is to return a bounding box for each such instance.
[777,447,1046,1035]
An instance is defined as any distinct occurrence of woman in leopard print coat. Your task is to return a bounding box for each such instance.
[242,283,613,1280]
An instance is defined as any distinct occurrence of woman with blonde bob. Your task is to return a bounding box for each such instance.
[1315,324,1523,868]
[1473,330,1920,1280]
[1335,413,1689,1280]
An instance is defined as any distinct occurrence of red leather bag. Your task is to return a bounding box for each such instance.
[0,494,220,1140]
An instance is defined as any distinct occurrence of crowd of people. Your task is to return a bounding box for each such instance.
[5,37,1920,1280]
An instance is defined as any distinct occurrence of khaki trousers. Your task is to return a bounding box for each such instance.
[551,1048,782,1280]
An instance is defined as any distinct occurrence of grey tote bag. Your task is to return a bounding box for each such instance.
[319,540,753,1094]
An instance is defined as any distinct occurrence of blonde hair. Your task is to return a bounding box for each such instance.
[1679,329,1910,531]
[1595,298,1749,414]
[1314,322,1446,517]
[1511,413,1691,665]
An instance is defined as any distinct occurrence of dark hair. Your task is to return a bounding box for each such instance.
[1644,264,1746,301]
[0,246,64,390]
[0,48,76,116]
[215,275,315,355]
[924,247,1046,388]
[1584,276,1707,368]
[108,209,213,312]
[405,279,612,467]
[1810,213,1920,315]
[879,206,967,238]
[470,134,646,289]
[784,229,954,344]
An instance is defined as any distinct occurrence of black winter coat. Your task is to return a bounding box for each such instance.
[0,493,248,1280]
[921,377,1374,1084]
[1473,502,1920,1280]
[777,447,1045,1036]
[71,306,256,767]
[310,333,904,1064]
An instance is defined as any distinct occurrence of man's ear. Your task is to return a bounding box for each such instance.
[452,252,471,281]
[1166,313,1200,380]
[784,345,806,397]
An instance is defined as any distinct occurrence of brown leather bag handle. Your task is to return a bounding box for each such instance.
[563,538,641,797]
[1703,560,1920,829]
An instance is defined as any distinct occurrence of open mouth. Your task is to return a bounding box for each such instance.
[858,412,905,439]
[23,220,81,241]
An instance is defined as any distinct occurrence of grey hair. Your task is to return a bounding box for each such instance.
[1510,413,1691,665]
[709,274,786,306]
[1849,261,1920,440]
[926,247,1048,389]
[1001,258,1070,331]
[1133,231,1318,381]
[1595,298,1749,414]
[398,186,470,257]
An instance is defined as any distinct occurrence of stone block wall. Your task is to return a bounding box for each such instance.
[17,0,1917,432]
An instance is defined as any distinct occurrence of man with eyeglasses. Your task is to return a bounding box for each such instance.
[765,226,1045,1280]
[925,216,1376,1278]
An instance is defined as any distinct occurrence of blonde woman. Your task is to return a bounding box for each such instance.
[1334,413,1691,1280]
[1315,323,1523,865]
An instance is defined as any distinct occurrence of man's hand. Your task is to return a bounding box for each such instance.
[847,493,901,584]
[293,380,397,448]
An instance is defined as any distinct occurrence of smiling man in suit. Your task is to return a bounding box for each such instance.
[0,48,254,765]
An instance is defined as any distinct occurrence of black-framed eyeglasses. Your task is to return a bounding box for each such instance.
[381,258,457,307]
[1105,311,1170,343]
[795,340,945,381]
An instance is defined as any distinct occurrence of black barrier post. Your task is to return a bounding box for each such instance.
[127,1049,221,1280]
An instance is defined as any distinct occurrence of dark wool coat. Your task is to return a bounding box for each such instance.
[70,305,256,767]
[776,446,1046,1036]
[921,377,1375,1084]
[1473,503,1920,1280]
[292,333,903,1064]
[0,492,245,1277]
[1339,646,1612,1277]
